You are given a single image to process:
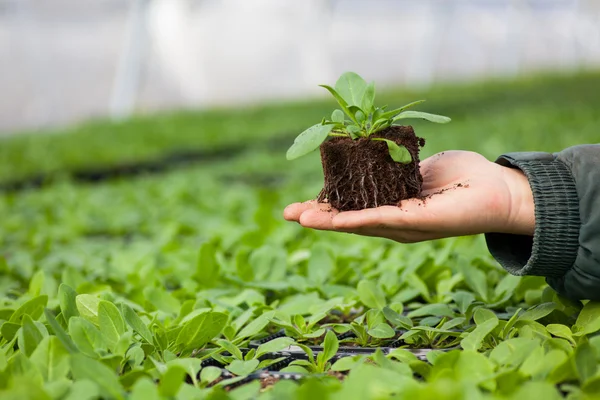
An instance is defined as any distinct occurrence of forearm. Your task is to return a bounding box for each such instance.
[485,144,600,300]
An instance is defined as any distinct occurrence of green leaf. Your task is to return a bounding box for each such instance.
[334,72,367,107]
[286,124,335,160]
[461,311,499,351]
[226,359,259,376]
[59,284,79,322]
[393,111,451,124]
[30,336,70,382]
[307,244,334,286]
[1,321,21,342]
[331,109,345,123]
[319,85,357,123]
[368,323,396,339]
[379,100,427,120]
[70,353,124,400]
[331,356,363,371]
[371,138,412,163]
[68,317,105,358]
[158,364,187,397]
[382,306,413,330]
[357,280,386,309]
[320,330,339,367]
[407,303,455,319]
[574,301,600,336]
[256,337,294,358]
[44,309,78,354]
[236,311,275,340]
[574,342,597,384]
[519,302,556,322]
[143,287,180,315]
[176,312,227,352]
[546,324,575,344]
[130,378,160,400]
[195,241,220,288]
[217,339,244,360]
[18,314,47,356]
[9,295,48,323]
[200,366,222,385]
[121,304,154,344]
[361,82,376,113]
[76,294,101,326]
[63,380,100,400]
[98,301,126,350]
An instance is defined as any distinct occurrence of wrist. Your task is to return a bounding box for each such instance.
[500,165,535,236]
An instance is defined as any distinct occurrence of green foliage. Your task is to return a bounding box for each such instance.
[287,71,450,162]
[1,72,600,398]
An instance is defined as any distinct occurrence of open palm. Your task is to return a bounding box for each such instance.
[284,151,534,243]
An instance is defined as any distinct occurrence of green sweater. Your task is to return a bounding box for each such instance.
[485,144,600,300]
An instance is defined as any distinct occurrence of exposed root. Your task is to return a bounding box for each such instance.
[319,126,424,211]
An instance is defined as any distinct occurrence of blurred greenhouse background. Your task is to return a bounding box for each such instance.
[1,0,600,134]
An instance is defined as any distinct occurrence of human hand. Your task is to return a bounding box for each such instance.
[283,151,534,243]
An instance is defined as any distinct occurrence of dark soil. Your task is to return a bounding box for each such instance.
[317,126,424,211]
[260,375,280,389]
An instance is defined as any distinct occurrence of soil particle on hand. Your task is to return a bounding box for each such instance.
[318,126,424,211]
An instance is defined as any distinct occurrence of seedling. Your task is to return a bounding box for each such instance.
[286,72,450,211]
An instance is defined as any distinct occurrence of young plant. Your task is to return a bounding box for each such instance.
[288,330,339,373]
[286,71,450,163]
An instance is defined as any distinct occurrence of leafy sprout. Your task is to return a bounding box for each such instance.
[286,71,451,163]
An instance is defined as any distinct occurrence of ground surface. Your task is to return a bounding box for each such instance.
[1,73,600,399]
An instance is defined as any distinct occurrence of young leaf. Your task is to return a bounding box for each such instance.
[320,330,339,366]
[382,306,413,330]
[371,138,412,163]
[331,356,363,372]
[461,311,499,351]
[307,244,334,286]
[361,82,376,113]
[76,294,101,326]
[9,295,48,323]
[255,337,295,358]
[121,304,154,345]
[195,241,220,288]
[286,124,334,160]
[226,359,259,376]
[200,366,222,385]
[68,317,105,358]
[574,301,600,336]
[367,323,396,339]
[357,280,386,309]
[318,85,357,123]
[18,314,47,356]
[70,353,124,400]
[98,301,126,350]
[30,336,70,382]
[334,72,367,107]
[217,339,243,360]
[574,342,597,383]
[393,111,451,124]
[59,284,79,322]
[44,309,78,354]
[378,100,426,120]
[355,110,366,124]
[176,312,227,352]
[158,364,187,397]
[331,109,345,123]
[236,311,275,340]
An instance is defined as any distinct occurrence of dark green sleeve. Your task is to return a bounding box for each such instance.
[484,144,600,300]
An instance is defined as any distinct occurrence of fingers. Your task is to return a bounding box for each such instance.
[284,201,340,230]
[283,201,321,222]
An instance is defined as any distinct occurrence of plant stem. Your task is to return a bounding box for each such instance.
[328,133,348,137]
